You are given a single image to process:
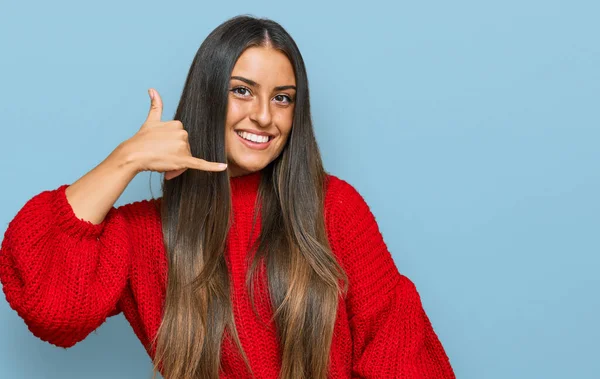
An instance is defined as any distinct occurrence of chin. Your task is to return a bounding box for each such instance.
[229,156,271,175]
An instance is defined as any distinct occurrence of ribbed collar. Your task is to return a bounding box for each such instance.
[229,170,262,198]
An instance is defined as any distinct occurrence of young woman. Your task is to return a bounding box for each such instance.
[0,15,455,379]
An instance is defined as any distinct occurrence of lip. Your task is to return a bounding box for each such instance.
[235,131,273,150]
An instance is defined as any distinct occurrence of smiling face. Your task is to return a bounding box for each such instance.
[225,46,296,177]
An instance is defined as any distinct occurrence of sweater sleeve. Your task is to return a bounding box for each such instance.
[326,177,455,379]
[0,184,131,348]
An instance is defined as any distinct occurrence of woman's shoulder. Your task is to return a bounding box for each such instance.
[322,174,397,280]
[324,173,369,214]
[108,198,163,259]
[117,196,161,220]
[323,173,379,245]
[112,196,162,235]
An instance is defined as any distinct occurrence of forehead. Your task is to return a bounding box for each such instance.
[231,47,295,85]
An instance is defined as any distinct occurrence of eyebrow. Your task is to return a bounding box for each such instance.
[231,76,296,91]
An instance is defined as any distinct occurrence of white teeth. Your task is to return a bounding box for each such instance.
[237,131,270,143]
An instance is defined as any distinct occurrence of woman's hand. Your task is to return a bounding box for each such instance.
[118,88,227,180]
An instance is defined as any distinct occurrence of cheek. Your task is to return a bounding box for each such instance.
[275,108,294,137]
[226,99,247,126]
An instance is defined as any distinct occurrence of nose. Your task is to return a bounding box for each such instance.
[249,96,272,128]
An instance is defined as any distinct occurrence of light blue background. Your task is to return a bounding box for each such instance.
[1,1,598,378]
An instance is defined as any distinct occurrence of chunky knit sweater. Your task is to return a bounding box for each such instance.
[0,170,454,378]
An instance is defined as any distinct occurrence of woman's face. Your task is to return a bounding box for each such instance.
[225,46,296,177]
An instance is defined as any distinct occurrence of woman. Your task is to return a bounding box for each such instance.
[0,15,455,379]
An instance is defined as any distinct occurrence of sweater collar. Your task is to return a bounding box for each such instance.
[229,170,262,197]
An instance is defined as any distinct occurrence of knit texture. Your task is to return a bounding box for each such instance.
[0,171,455,378]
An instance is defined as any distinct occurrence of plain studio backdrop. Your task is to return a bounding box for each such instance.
[0,1,598,378]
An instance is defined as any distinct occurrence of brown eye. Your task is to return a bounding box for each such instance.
[274,94,292,104]
[231,87,251,97]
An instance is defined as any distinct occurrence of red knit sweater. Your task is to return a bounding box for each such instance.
[0,170,454,378]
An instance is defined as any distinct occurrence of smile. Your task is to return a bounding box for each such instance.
[235,130,273,150]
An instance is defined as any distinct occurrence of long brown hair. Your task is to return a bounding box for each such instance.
[151,15,348,379]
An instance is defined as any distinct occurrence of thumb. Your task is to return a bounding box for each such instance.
[146,88,163,123]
